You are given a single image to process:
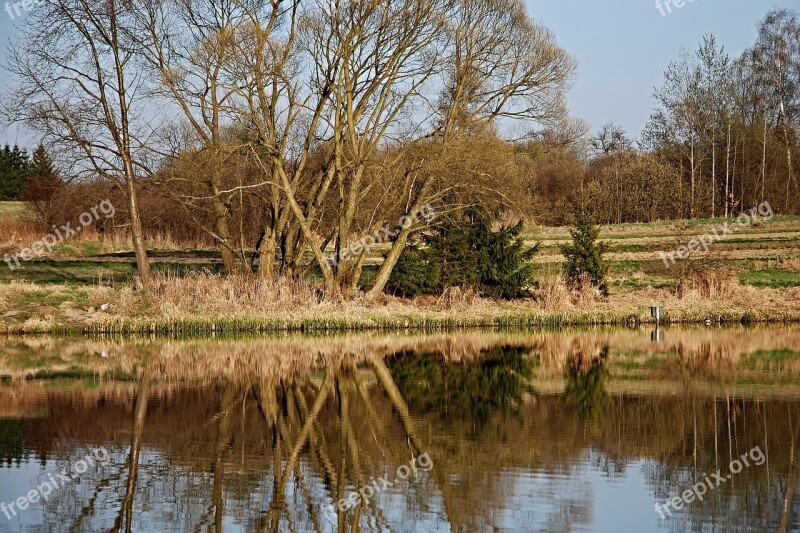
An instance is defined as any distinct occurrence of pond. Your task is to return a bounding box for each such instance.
[0,326,799,532]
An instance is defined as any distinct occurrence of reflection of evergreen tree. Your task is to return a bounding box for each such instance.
[387,347,535,436]
[0,420,27,466]
[563,347,610,420]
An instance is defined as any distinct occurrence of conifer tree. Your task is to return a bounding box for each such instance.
[561,203,609,295]
[0,145,30,200]
[28,144,57,182]
[23,144,62,225]
[387,207,538,299]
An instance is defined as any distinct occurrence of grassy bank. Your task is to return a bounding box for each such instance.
[2,202,800,336]
[79,308,800,336]
[1,272,799,335]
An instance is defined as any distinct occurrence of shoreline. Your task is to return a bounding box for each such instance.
[2,307,799,337]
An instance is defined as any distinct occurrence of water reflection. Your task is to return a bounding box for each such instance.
[563,346,610,420]
[0,327,799,531]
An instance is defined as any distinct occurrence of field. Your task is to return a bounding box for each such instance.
[1,201,800,333]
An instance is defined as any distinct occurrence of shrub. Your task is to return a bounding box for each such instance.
[561,203,608,295]
[386,207,538,299]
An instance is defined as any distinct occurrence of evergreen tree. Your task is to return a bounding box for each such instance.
[23,144,62,225]
[387,207,538,299]
[561,203,609,295]
[388,347,536,436]
[382,244,441,298]
[0,145,31,201]
[28,144,57,182]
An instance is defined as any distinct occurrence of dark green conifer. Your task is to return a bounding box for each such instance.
[560,203,609,295]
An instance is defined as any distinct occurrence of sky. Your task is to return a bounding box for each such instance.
[0,0,798,147]
[526,0,799,138]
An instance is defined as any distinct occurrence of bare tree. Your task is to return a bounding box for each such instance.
[3,0,152,282]
[366,0,575,297]
[752,8,800,210]
[131,0,267,274]
[589,122,631,158]
[644,48,707,219]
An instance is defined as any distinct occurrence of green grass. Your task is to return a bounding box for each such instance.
[98,249,222,259]
[743,349,800,362]
[50,241,108,257]
[740,349,800,370]
[0,201,28,215]
[0,259,224,285]
[0,260,137,285]
[740,270,800,288]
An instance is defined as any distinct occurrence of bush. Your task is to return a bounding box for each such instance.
[561,203,608,295]
[386,207,538,299]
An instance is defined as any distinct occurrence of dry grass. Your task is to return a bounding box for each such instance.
[689,265,740,298]
[753,255,800,272]
[434,286,479,311]
[534,273,572,312]
[0,208,210,258]
[0,213,42,255]
[5,270,800,334]
[141,272,321,317]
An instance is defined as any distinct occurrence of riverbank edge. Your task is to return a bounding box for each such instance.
[2,308,799,336]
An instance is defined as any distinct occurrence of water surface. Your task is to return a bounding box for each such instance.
[1,327,799,532]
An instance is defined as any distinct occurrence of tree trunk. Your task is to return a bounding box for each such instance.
[258,233,278,279]
[690,133,696,218]
[126,174,151,285]
[210,190,243,275]
[274,161,338,296]
[779,98,796,211]
[365,177,432,298]
[111,1,150,286]
[762,116,768,202]
[711,128,716,218]
[725,121,731,218]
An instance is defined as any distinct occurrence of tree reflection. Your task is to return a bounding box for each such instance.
[112,369,151,533]
[0,420,26,466]
[387,346,535,437]
[563,346,610,420]
[244,357,434,532]
[6,333,800,532]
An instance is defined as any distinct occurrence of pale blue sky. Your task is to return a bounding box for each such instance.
[0,0,797,147]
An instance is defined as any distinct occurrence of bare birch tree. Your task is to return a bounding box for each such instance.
[3,0,153,282]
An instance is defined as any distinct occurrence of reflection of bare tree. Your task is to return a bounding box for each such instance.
[191,384,239,531]
[8,332,800,531]
[779,407,800,533]
[249,359,431,532]
[111,369,151,533]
